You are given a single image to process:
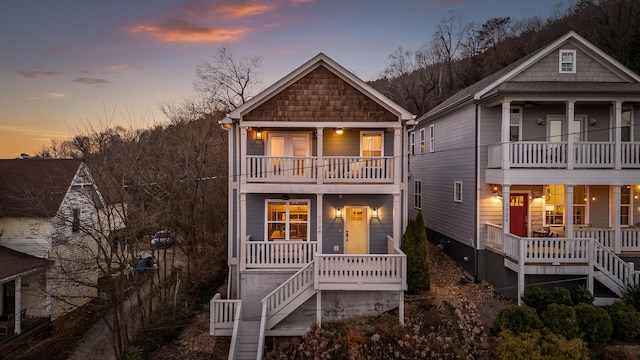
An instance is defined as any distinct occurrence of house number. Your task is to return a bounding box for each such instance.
[510,196,524,207]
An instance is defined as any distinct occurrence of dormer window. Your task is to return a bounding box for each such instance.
[559,50,576,73]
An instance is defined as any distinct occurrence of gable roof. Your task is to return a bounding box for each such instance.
[0,246,48,282]
[421,31,640,121]
[0,159,85,218]
[227,53,414,122]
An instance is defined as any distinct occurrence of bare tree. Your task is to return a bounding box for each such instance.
[194,44,262,112]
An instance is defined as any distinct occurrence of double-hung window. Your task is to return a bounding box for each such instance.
[429,124,435,152]
[622,107,632,142]
[454,181,462,202]
[559,50,576,73]
[510,108,522,141]
[573,185,587,225]
[266,200,309,241]
[419,129,426,154]
[621,185,631,226]
[409,131,415,155]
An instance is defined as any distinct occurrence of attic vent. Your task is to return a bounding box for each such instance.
[559,49,576,74]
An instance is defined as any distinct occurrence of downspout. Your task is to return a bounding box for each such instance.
[219,116,234,299]
[474,104,480,282]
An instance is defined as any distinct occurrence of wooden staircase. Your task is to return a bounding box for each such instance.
[233,320,261,360]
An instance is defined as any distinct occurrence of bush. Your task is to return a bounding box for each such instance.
[571,285,594,305]
[621,278,640,311]
[521,286,552,314]
[541,304,581,340]
[493,330,589,360]
[493,305,542,335]
[400,212,430,294]
[574,303,612,350]
[550,287,573,306]
[606,301,640,341]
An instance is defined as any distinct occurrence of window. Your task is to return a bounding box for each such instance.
[266,200,309,241]
[622,108,632,142]
[409,131,415,155]
[573,185,587,225]
[361,132,383,157]
[429,124,435,152]
[510,108,522,141]
[454,181,462,202]
[621,185,631,226]
[414,180,422,209]
[545,184,564,225]
[72,208,80,232]
[419,129,426,154]
[559,50,576,73]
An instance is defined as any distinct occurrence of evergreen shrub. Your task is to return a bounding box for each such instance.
[606,301,640,341]
[493,305,542,335]
[541,304,581,340]
[573,303,612,350]
[400,212,430,294]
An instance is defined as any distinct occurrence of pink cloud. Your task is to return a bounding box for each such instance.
[72,78,110,87]
[180,3,273,18]
[131,19,249,42]
[15,70,60,78]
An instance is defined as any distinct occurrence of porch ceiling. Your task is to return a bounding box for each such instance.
[485,168,640,186]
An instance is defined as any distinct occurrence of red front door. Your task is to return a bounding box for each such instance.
[509,193,528,237]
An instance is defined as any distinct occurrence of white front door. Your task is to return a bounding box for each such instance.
[345,207,368,254]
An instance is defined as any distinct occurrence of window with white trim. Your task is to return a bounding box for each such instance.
[573,185,587,225]
[622,107,632,142]
[414,180,422,209]
[361,131,383,157]
[419,129,426,154]
[429,124,435,152]
[454,181,462,202]
[510,107,522,141]
[559,50,576,73]
[409,131,415,155]
[266,200,309,241]
[621,185,631,226]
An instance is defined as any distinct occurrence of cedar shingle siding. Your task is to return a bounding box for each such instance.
[243,65,396,122]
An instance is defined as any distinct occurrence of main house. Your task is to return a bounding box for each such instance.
[0,159,102,336]
[409,31,640,303]
[210,53,414,359]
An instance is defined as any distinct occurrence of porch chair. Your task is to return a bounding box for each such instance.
[0,313,15,336]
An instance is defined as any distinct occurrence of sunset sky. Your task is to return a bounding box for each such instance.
[0,0,564,158]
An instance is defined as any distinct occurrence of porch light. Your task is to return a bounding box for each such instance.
[336,128,344,135]
[537,117,545,125]
[371,207,378,218]
[590,118,599,126]
[256,129,262,140]
[335,207,342,218]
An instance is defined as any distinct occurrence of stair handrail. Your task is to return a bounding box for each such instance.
[256,302,267,360]
[227,302,242,360]
[591,238,640,295]
[262,261,315,318]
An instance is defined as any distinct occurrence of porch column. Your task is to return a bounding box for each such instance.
[394,128,402,185]
[316,127,324,185]
[239,192,247,271]
[501,185,511,236]
[500,101,511,170]
[239,127,248,185]
[613,185,622,253]
[565,185,574,238]
[614,101,622,170]
[393,193,401,245]
[316,193,323,254]
[566,101,575,170]
[14,277,21,334]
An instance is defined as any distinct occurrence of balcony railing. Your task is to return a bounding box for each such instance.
[573,227,640,252]
[246,156,394,183]
[246,241,317,269]
[487,142,640,169]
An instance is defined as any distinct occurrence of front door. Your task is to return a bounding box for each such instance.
[510,194,528,237]
[345,207,368,254]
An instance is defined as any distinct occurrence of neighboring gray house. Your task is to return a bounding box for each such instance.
[409,31,640,303]
[0,159,102,335]
[210,53,414,359]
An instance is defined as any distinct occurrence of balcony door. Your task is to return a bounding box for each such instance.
[268,132,310,177]
[345,207,368,254]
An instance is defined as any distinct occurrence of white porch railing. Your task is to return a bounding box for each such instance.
[486,223,504,250]
[314,250,407,291]
[262,262,315,329]
[487,141,640,169]
[209,293,242,336]
[622,143,640,168]
[575,142,614,167]
[246,155,394,183]
[573,228,640,252]
[246,241,317,269]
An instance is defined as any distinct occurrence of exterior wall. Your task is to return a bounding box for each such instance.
[21,271,47,317]
[322,194,393,254]
[320,290,399,321]
[0,218,52,258]
[590,185,610,227]
[512,40,628,83]
[414,104,477,249]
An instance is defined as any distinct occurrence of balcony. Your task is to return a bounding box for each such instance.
[246,156,394,183]
[487,142,640,169]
